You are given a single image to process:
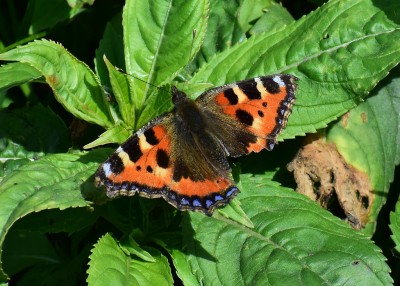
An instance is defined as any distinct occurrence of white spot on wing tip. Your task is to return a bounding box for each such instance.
[116,146,123,153]
[103,163,112,177]
[273,75,285,86]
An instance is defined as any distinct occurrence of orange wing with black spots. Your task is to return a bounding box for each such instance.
[95,113,238,215]
[98,119,174,192]
[196,74,297,156]
[95,74,297,215]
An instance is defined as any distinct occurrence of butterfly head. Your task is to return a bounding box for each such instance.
[172,86,189,106]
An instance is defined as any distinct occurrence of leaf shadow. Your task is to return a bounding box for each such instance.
[179,214,218,263]
[372,0,400,25]
[238,139,301,187]
[0,103,71,157]
[77,148,112,204]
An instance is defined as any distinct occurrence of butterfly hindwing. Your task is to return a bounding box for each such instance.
[95,113,238,215]
[95,115,174,196]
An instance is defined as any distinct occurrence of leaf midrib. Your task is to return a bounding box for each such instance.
[275,27,400,75]
[143,0,174,107]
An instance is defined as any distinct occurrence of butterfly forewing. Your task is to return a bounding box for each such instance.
[196,74,297,155]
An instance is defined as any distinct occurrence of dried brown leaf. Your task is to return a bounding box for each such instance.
[287,137,373,229]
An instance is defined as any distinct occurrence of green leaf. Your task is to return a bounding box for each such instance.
[0,91,13,109]
[237,0,274,32]
[22,0,94,35]
[190,0,400,140]
[215,196,254,229]
[168,248,199,286]
[83,124,131,149]
[0,149,109,279]
[0,39,113,128]
[194,0,245,68]
[390,201,400,254]
[327,67,400,234]
[67,0,95,8]
[104,56,135,124]
[0,159,31,183]
[136,85,173,130]
[247,1,295,35]
[182,174,392,285]
[237,0,294,36]
[0,62,41,93]
[0,136,39,161]
[25,0,75,34]
[87,233,173,286]
[95,14,124,89]
[175,81,214,100]
[96,197,145,234]
[156,232,199,286]
[0,103,71,159]
[120,236,156,263]
[122,0,208,114]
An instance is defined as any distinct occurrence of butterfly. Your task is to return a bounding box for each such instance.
[95,74,298,215]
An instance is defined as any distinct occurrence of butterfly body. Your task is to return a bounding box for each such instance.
[95,75,298,215]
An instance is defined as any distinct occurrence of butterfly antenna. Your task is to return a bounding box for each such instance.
[182,29,197,90]
[115,67,169,93]
[186,29,197,77]
[113,29,197,94]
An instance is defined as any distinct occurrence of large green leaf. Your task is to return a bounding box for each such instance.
[122,0,208,119]
[0,149,109,280]
[181,174,392,285]
[190,0,400,140]
[0,40,113,128]
[87,233,173,285]
[0,62,41,93]
[328,67,400,234]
